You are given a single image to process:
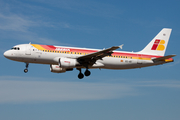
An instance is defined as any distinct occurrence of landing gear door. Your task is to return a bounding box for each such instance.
[25,45,31,55]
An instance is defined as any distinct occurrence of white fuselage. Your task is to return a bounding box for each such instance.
[4,44,164,70]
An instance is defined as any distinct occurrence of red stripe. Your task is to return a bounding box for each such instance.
[40,45,55,50]
[37,44,163,58]
[47,45,57,49]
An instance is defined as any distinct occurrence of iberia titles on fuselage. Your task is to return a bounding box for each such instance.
[4,28,176,79]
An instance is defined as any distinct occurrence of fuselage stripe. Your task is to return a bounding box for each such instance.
[30,44,173,61]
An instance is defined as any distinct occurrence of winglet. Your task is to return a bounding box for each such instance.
[119,44,124,49]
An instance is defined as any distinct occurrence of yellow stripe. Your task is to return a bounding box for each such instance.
[165,59,173,62]
[30,44,153,61]
[132,57,151,61]
[31,44,45,51]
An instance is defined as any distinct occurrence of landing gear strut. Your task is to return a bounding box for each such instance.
[77,68,91,79]
[24,63,29,73]
[77,68,84,79]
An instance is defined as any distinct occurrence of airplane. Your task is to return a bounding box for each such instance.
[4,28,176,79]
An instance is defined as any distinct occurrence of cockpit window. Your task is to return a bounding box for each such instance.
[11,47,20,50]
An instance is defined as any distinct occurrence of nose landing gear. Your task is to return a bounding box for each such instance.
[24,63,29,73]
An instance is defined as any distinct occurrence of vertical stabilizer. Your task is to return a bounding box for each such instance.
[139,28,172,56]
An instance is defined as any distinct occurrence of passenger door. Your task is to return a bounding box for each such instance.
[25,45,31,55]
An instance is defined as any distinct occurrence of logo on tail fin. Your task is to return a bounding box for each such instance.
[151,39,165,51]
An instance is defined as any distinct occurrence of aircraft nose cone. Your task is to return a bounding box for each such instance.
[4,51,11,58]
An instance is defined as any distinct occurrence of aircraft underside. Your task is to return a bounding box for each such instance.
[9,55,166,79]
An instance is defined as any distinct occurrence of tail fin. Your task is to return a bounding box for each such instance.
[139,28,172,56]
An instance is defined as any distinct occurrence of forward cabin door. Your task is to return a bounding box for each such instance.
[25,45,31,55]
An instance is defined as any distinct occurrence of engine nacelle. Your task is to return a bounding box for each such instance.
[59,58,77,68]
[50,65,66,73]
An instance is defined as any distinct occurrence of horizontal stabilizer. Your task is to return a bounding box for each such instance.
[152,55,176,61]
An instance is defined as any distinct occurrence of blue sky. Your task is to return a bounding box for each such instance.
[0,0,180,120]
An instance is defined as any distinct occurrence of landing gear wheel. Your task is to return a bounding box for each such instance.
[24,69,28,73]
[24,63,29,73]
[78,73,84,79]
[84,70,91,76]
[77,68,84,79]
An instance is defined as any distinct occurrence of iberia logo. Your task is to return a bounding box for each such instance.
[151,39,165,51]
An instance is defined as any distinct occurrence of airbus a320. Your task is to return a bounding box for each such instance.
[4,28,176,79]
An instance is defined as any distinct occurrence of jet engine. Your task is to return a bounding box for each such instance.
[50,65,66,73]
[59,58,78,68]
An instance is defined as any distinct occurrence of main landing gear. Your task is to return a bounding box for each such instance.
[77,68,91,79]
[24,63,29,73]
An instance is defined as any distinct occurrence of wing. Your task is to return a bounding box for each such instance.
[77,45,123,67]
